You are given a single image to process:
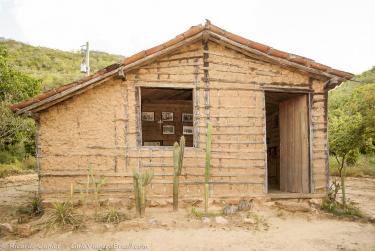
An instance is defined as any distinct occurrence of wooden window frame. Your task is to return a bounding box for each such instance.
[135,84,197,149]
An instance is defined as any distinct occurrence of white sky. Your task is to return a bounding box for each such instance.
[0,0,374,74]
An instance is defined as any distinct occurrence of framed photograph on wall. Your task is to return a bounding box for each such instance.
[183,126,193,135]
[143,141,161,146]
[162,125,175,135]
[142,112,154,121]
[182,113,193,123]
[162,112,174,121]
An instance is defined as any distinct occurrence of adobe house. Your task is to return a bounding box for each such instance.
[11,21,353,203]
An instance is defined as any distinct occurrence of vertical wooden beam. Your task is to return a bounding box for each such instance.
[135,86,142,147]
[135,86,142,169]
[308,92,314,193]
[202,31,211,196]
[324,91,329,192]
[113,108,118,172]
[202,34,210,125]
[34,115,42,196]
[193,58,200,148]
[263,91,268,194]
[123,82,129,171]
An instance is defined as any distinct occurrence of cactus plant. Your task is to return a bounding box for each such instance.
[88,166,107,216]
[238,199,253,211]
[173,136,185,211]
[133,169,154,217]
[204,123,212,213]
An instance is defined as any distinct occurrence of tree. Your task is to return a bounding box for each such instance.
[329,111,364,206]
[0,44,41,103]
[0,45,41,158]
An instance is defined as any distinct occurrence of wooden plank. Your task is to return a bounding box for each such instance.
[279,100,287,191]
[300,95,310,192]
[279,94,310,193]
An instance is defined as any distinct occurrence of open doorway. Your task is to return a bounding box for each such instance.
[140,87,194,147]
[265,91,310,193]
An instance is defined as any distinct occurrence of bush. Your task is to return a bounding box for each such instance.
[330,155,375,177]
[0,157,36,178]
[0,150,16,164]
[102,208,129,224]
[46,202,81,229]
[0,163,23,178]
[321,179,364,218]
[17,195,44,217]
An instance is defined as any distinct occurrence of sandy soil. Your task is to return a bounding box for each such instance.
[345,177,375,217]
[0,174,374,251]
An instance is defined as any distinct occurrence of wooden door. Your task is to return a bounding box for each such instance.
[279,95,309,193]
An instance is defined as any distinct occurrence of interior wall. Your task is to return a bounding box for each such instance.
[141,100,193,146]
[266,104,280,189]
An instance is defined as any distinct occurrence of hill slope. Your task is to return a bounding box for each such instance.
[1,38,373,95]
[0,39,124,90]
[330,66,375,97]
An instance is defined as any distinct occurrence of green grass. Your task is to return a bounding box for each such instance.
[329,155,375,177]
[0,156,36,178]
[321,198,364,218]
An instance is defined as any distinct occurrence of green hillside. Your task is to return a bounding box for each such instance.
[330,66,375,97]
[0,39,124,90]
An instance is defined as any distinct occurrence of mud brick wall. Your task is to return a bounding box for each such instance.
[37,40,328,202]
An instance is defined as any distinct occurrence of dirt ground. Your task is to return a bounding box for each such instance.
[0,174,375,251]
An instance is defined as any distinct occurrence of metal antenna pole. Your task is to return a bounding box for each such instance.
[85,41,90,76]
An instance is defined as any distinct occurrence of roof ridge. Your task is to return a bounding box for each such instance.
[11,21,353,114]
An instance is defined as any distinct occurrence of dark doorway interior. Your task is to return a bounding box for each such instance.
[265,91,310,193]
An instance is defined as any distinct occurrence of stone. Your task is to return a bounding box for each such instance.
[309,199,322,207]
[275,201,311,212]
[16,224,32,237]
[202,217,211,223]
[264,201,275,207]
[0,223,14,233]
[215,216,228,224]
[148,218,158,225]
[243,218,256,224]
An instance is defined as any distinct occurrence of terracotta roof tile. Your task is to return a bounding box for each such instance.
[123,50,146,65]
[268,48,289,59]
[11,21,353,113]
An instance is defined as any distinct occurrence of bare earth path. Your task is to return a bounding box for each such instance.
[1,174,375,251]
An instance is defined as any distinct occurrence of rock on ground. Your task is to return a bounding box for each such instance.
[215,216,228,224]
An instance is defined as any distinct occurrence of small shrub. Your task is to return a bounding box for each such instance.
[245,212,269,231]
[322,198,363,218]
[0,163,23,178]
[20,156,36,170]
[330,154,375,177]
[46,202,81,229]
[102,208,129,224]
[0,150,16,164]
[18,195,43,217]
[322,179,364,218]
[0,156,36,178]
